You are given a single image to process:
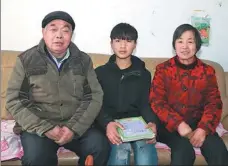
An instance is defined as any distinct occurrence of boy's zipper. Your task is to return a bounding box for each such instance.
[120,75,124,81]
[117,71,141,115]
[118,74,125,113]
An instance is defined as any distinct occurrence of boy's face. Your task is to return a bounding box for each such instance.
[111,39,136,59]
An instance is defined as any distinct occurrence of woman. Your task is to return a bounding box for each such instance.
[150,23,228,165]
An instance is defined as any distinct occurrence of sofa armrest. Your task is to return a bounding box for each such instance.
[225,72,228,96]
[222,97,228,130]
[222,116,228,130]
[222,115,228,131]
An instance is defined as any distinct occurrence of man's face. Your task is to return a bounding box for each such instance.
[111,39,136,60]
[42,19,72,57]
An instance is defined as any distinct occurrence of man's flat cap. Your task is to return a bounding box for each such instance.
[42,11,75,30]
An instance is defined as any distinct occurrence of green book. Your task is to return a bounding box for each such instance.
[115,116,155,142]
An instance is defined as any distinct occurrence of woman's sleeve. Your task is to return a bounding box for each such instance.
[197,66,222,134]
[149,65,183,132]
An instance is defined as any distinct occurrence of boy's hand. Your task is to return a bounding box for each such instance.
[106,122,124,145]
[145,122,157,144]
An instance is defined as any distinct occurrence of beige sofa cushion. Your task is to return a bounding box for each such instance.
[1,51,19,119]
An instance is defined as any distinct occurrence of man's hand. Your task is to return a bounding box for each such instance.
[190,128,206,148]
[106,122,124,145]
[177,121,192,137]
[45,126,62,141]
[55,126,74,146]
[145,122,157,144]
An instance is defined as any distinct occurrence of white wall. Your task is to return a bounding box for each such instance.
[1,0,228,71]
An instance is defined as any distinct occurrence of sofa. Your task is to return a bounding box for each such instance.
[1,50,228,165]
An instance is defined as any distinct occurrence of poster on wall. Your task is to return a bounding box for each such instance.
[191,16,211,46]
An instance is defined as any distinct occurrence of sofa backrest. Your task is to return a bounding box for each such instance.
[1,51,228,122]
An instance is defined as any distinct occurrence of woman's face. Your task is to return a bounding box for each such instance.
[175,30,197,62]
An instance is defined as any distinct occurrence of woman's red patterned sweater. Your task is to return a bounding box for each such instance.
[149,56,222,134]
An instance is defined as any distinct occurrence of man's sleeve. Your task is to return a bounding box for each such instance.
[6,57,54,136]
[66,56,103,136]
[149,65,183,132]
[197,67,222,134]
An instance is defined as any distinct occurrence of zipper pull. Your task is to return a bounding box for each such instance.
[120,75,124,81]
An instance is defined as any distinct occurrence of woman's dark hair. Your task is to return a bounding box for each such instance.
[172,24,202,52]
[110,23,138,42]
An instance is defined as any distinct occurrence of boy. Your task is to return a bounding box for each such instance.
[95,23,158,165]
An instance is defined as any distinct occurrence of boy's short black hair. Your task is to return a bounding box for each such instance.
[172,24,202,52]
[110,23,138,41]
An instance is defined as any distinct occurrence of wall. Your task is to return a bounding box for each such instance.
[1,0,228,70]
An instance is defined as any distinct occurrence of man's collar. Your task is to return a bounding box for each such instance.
[48,48,70,63]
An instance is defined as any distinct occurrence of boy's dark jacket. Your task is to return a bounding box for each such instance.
[95,54,159,131]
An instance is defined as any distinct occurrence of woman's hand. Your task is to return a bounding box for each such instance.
[190,128,206,148]
[177,121,192,137]
[106,122,124,145]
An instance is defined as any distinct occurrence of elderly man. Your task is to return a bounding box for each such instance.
[6,11,109,166]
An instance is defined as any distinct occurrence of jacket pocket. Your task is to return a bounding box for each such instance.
[72,75,85,97]
[29,73,53,95]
